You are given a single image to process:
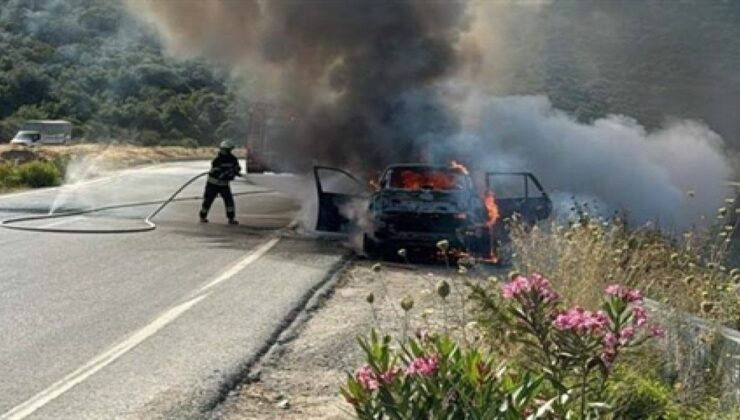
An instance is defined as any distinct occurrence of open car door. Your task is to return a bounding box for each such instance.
[486,172,552,223]
[314,166,371,233]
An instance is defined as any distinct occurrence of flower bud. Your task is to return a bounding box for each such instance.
[436,280,451,299]
[400,296,414,312]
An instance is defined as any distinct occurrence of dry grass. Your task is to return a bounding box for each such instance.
[507,201,740,330]
[0,143,232,169]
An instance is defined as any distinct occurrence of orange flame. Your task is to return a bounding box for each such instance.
[484,189,500,227]
[395,169,461,190]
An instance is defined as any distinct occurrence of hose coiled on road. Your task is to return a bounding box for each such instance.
[0,171,268,234]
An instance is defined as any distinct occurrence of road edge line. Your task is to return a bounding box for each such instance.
[201,250,355,414]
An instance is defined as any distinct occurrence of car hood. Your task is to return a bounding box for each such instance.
[374,189,469,213]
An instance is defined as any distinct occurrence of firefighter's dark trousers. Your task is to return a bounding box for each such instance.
[200,183,235,220]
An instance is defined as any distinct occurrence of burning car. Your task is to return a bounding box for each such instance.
[313,163,552,261]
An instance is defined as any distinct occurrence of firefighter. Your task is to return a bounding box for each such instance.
[200,139,242,225]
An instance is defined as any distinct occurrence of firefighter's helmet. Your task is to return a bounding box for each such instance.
[219,139,236,149]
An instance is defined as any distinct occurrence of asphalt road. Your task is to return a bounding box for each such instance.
[0,161,347,419]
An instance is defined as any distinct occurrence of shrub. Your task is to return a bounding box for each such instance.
[341,330,543,419]
[346,271,663,419]
[468,274,664,418]
[0,163,22,189]
[606,366,682,419]
[12,160,62,188]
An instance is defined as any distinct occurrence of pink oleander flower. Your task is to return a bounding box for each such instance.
[406,355,440,377]
[603,332,618,348]
[604,284,642,303]
[502,273,559,302]
[625,289,642,303]
[355,365,379,391]
[619,326,636,345]
[604,284,643,303]
[502,275,530,299]
[604,284,622,296]
[649,325,666,338]
[530,273,560,302]
[553,307,609,335]
[632,305,648,327]
[379,368,400,384]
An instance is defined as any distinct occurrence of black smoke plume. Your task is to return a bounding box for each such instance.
[128,0,469,171]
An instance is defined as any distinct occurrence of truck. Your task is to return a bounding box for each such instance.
[245,103,296,173]
[9,120,72,146]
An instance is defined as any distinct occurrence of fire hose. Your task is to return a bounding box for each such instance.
[0,171,269,234]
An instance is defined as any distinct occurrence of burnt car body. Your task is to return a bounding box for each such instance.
[364,164,488,255]
[313,164,552,259]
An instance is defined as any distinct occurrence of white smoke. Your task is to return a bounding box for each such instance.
[450,93,731,229]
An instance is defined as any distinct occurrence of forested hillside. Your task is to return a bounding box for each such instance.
[0,0,247,146]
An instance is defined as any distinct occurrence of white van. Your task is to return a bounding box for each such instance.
[10,120,72,146]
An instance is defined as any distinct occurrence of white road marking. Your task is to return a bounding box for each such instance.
[193,237,281,296]
[0,236,281,420]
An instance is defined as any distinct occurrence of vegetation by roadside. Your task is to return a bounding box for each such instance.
[0,159,63,191]
[217,250,738,419]
[0,143,234,193]
[333,194,738,418]
[216,193,739,419]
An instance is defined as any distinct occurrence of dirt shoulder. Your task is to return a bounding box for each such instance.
[212,260,496,420]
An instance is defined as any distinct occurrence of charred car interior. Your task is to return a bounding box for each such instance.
[314,163,552,262]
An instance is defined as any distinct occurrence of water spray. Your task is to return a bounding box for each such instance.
[1,172,269,234]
